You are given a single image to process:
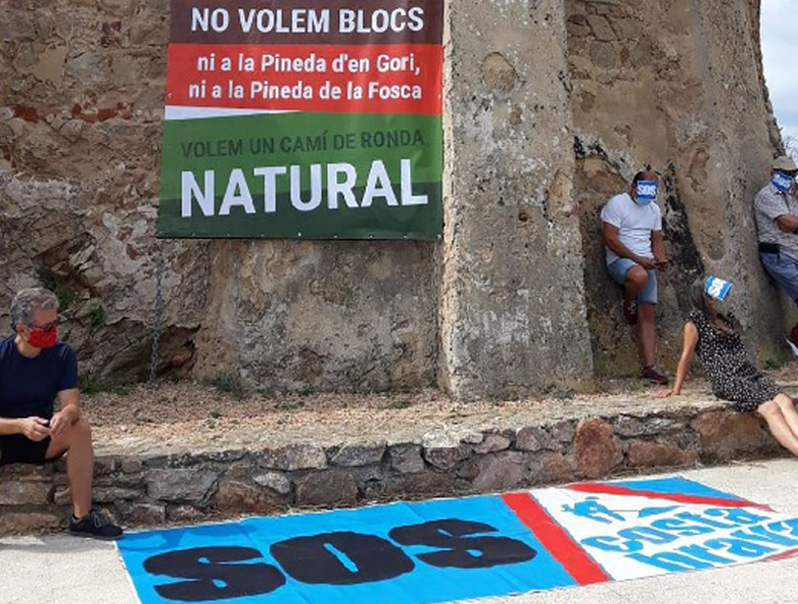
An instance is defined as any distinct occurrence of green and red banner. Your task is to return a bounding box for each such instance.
[158,0,443,240]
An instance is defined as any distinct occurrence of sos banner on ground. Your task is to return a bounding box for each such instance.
[119,477,798,604]
[158,0,443,240]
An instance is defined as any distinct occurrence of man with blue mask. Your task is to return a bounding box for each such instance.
[754,155,798,355]
[601,169,669,385]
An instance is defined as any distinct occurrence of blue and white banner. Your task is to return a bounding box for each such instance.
[118,477,798,604]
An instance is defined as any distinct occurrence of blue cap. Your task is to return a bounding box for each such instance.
[705,276,732,301]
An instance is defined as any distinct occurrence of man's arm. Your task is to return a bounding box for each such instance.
[602,222,655,269]
[0,417,23,435]
[775,214,798,233]
[50,388,81,437]
[757,189,798,233]
[0,417,50,439]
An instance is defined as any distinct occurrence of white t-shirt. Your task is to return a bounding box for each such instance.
[600,192,663,265]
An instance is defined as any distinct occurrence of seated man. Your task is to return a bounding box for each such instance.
[754,155,798,355]
[0,287,123,539]
[601,170,669,385]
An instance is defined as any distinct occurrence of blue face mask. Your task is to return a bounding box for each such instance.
[705,276,732,301]
[635,180,658,206]
[772,171,796,193]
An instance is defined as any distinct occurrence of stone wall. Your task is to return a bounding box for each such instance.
[0,405,783,533]
[0,0,786,398]
[568,0,788,376]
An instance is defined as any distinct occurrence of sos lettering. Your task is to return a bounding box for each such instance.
[143,519,537,602]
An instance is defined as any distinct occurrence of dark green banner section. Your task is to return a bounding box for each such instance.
[159,183,441,239]
[158,112,442,240]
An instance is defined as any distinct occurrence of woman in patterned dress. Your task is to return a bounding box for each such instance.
[658,277,798,455]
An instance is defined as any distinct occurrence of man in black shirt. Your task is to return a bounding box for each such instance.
[0,288,122,539]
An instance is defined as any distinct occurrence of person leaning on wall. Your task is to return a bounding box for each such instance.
[0,287,123,539]
[754,155,798,354]
[658,276,798,457]
[600,169,669,385]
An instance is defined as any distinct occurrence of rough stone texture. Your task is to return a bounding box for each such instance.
[472,452,527,492]
[627,440,698,469]
[0,1,436,394]
[395,471,459,497]
[516,426,559,452]
[538,453,576,484]
[215,479,284,514]
[568,0,789,377]
[549,420,577,443]
[614,415,683,438]
[474,433,512,454]
[388,445,426,475]
[295,470,358,507]
[194,240,439,393]
[423,444,471,471]
[0,511,62,533]
[574,419,623,478]
[691,410,779,461]
[145,469,217,502]
[252,471,292,495]
[440,0,594,400]
[0,481,53,506]
[1,402,791,534]
[258,445,327,471]
[0,0,787,398]
[116,502,166,525]
[331,443,387,467]
[167,504,205,523]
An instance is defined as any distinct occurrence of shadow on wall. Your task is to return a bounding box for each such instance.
[575,143,704,378]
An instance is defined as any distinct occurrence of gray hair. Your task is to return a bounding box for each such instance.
[10,287,59,328]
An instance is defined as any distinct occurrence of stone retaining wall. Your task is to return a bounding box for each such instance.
[0,407,783,534]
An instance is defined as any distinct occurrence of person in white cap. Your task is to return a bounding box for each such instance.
[754,155,798,354]
[601,169,669,385]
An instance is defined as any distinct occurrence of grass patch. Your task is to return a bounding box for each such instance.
[554,389,576,401]
[765,357,786,371]
[79,376,103,396]
[389,398,412,410]
[37,267,79,311]
[207,372,246,398]
[91,305,107,327]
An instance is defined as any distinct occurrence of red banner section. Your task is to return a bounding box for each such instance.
[166,43,442,115]
[502,492,611,586]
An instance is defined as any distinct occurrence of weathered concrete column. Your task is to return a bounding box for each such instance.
[439,0,594,400]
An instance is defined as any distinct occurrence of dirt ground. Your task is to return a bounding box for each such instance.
[79,364,798,457]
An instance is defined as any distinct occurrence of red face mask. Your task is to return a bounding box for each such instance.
[28,327,57,349]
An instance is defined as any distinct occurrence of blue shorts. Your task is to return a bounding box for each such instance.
[607,258,658,305]
[760,252,798,302]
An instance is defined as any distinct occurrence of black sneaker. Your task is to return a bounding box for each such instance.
[68,508,123,540]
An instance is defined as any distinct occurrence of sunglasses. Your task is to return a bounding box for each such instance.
[29,320,57,333]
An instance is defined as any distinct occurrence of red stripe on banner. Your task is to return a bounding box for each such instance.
[566,483,774,511]
[502,492,610,586]
[765,548,798,562]
[166,43,442,115]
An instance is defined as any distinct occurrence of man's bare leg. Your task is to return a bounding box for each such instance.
[637,302,657,369]
[46,417,93,518]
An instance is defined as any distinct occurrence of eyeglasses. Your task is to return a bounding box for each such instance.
[29,320,57,333]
